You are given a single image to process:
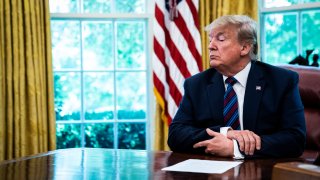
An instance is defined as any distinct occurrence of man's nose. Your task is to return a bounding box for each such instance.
[208,40,217,51]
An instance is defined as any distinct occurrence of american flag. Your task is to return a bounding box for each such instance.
[153,0,202,125]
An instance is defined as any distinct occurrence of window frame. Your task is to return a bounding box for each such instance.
[259,0,320,63]
[50,1,155,150]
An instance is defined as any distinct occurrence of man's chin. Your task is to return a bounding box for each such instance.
[209,61,219,68]
[209,62,226,74]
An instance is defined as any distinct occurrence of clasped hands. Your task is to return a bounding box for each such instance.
[193,128,261,157]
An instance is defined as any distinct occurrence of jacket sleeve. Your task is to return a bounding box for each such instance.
[248,72,306,158]
[167,78,221,154]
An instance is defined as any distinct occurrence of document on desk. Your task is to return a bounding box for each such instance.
[162,159,242,174]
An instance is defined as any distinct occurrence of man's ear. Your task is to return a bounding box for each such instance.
[240,43,251,56]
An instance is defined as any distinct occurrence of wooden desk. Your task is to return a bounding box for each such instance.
[0,148,318,180]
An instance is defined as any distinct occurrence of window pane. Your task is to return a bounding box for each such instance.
[118,123,146,149]
[301,0,320,3]
[116,21,146,69]
[85,123,114,148]
[83,21,114,70]
[115,0,145,13]
[54,72,81,120]
[83,0,111,13]
[302,10,320,64]
[49,0,78,13]
[116,72,146,119]
[264,0,298,8]
[264,13,297,64]
[84,72,114,120]
[51,20,80,70]
[50,1,149,151]
[56,124,81,149]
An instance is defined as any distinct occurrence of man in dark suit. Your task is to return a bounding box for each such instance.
[167,15,306,159]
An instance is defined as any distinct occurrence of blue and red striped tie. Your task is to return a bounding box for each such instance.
[223,77,240,130]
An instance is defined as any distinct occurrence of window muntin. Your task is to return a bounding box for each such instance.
[260,0,320,64]
[50,0,145,13]
[263,0,320,8]
[263,13,298,63]
[50,0,149,150]
[302,10,320,55]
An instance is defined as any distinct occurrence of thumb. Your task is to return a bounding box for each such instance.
[206,128,219,137]
[226,130,235,138]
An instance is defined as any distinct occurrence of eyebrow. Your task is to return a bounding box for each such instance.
[209,31,226,39]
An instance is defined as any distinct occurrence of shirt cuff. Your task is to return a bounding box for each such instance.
[220,127,232,136]
[233,140,244,159]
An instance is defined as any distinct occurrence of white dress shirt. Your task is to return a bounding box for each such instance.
[220,62,251,159]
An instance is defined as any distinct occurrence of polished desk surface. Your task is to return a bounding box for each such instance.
[0,148,318,180]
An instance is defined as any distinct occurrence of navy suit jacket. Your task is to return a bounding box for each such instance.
[168,61,306,158]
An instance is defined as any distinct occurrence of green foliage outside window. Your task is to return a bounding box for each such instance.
[302,11,320,57]
[85,123,114,148]
[56,124,81,148]
[118,123,146,149]
[263,11,320,64]
[51,0,148,150]
[264,13,297,64]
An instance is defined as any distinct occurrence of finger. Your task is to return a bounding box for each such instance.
[242,131,251,155]
[193,140,210,148]
[248,132,256,155]
[206,128,220,137]
[235,134,245,152]
[253,133,261,150]
[226,130,236,139]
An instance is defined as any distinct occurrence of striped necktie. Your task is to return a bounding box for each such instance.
[223,77,240,130]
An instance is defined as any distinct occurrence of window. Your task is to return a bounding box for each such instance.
[259,0,320,65]
[50,0,152,150]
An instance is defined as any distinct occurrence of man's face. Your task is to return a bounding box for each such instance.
[208,25,245,73]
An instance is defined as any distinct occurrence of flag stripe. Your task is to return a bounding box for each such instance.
[157,2,198,76]
[155,5,191,78]
[153,52,183,107]
[186,0,200,30]
[155,2,190,108]
[153,37,165,63]
[153,72,166,102]
[175,11,202,72]
[180,0,202,69]
[153,0,202,125]
[154,38,184,102]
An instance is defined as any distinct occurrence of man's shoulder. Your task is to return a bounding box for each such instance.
[253,61,298,79]
[186,68,218,83]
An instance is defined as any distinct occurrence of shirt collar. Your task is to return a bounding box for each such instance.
[223,62,251,88]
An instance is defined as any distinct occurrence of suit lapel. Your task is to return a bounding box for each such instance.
[243,62,266,130]
[206,71,224,124]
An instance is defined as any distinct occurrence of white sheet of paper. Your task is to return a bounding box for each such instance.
[162,159,242,174]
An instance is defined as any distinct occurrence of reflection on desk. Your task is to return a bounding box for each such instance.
[0,148,318,180]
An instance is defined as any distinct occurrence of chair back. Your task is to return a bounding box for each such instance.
[279,65,320,151]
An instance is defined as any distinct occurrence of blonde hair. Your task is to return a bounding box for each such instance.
[205,15,258,60]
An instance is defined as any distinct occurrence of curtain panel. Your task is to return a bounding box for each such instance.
[0,0,56,161]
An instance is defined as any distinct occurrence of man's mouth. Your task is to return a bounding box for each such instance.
[210,55,219,59]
